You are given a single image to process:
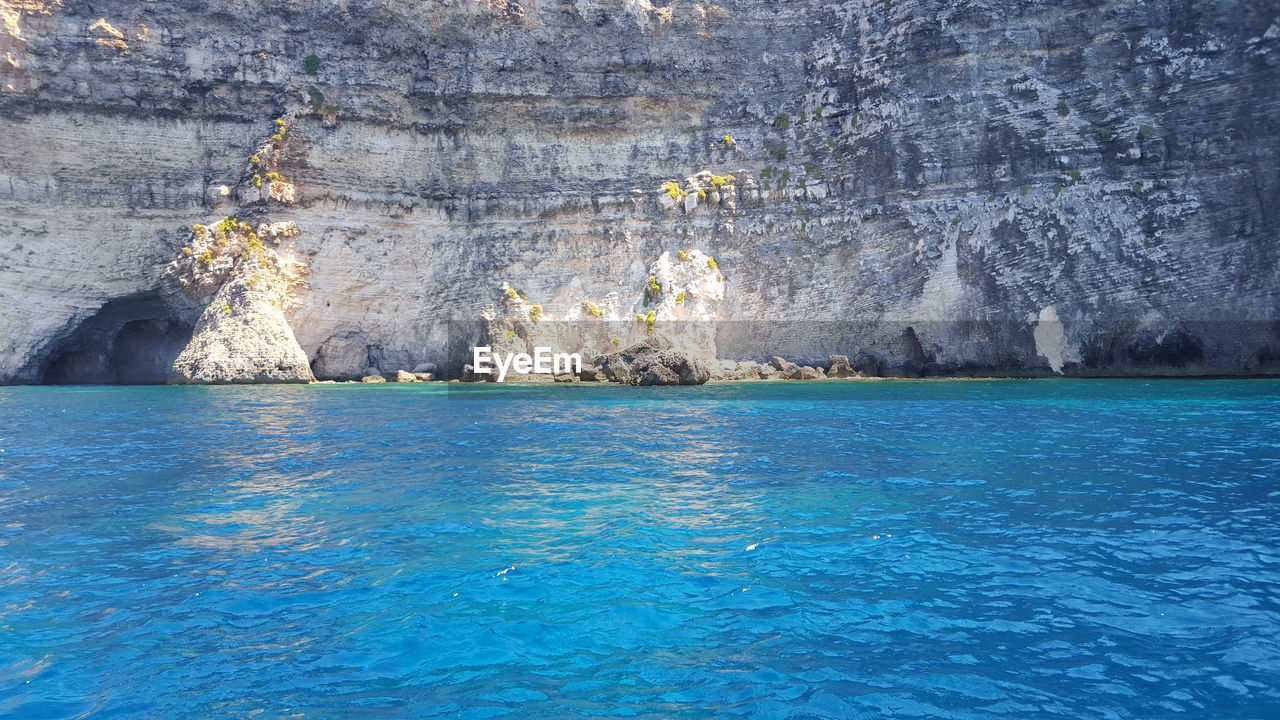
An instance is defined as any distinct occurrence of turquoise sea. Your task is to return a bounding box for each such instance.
[0,380,1278,719]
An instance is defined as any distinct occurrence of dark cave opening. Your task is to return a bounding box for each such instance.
[41,293,194,385]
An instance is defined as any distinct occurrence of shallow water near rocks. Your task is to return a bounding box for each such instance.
[0,380,1278,719]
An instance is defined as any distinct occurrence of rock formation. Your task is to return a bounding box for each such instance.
[167,218,314,384]
[589,336,710,386]
[1,0,1278,383]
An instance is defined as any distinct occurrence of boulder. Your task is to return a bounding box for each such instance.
[599,355,637,384]
[392,370,417,382]
[412,362,438,374]
[768,356,804,380]
[643,351,711,385]
[639,364,680,385]
[554,373,579,382]
[710,359,738,380]
[361,374,387,383]
[413,372,435,381]
[828,354,859,378]
[799,365,823,380]
[592,336,710,386]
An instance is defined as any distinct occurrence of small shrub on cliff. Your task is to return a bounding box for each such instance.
[244,232,265,258]
[723,134,736,146]
[583,300,604,318]
[661,181,684,200]
[677,249,691,261]
[1056,100,1069,117]
[271,119,288,146]
[612,337,621,346]
[774,113,790,132]
[222,304,233,315]
[529,305,544,323]
[1066,169,1081,182]
[707,256,718,270]
[304,54,321,75]
[1139,124,1157,138]
[675,291,687,305]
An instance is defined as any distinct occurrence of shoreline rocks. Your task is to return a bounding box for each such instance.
[588,336,711,386]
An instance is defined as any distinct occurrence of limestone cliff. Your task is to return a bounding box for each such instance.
[1,0,1278,382]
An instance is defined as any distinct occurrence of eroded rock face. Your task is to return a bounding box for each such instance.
[166,218,314,384]
[169,284,314,384]
[1,0,1278,382]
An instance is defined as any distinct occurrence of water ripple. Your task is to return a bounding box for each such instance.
[0,380,1277,718]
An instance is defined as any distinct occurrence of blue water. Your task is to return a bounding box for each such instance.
[1,380,1278,719]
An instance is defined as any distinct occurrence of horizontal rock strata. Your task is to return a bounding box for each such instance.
[1,0,1278,382]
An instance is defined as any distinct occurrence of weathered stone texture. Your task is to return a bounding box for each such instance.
[2,0,1278,381]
